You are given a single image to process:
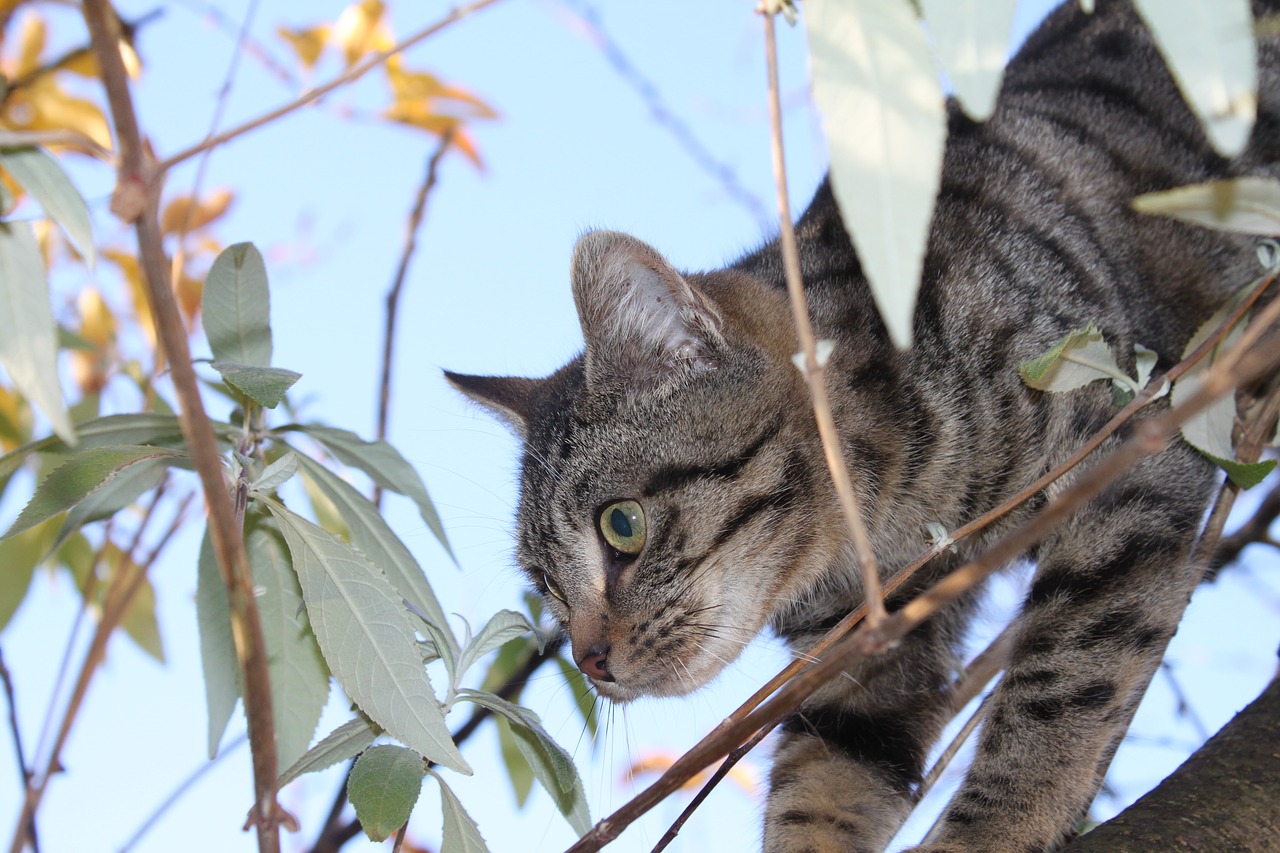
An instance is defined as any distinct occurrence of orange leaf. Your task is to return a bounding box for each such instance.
[7,75,113,150]
[159,188,234,235]
[15,12,45,78]
[0,384,34,452]
[104,248,155,349]
[77,286,116,348]
[175,270,203,328]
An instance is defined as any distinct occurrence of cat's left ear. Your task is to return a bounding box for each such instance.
[444,371,541,437]
[571,230,724,390]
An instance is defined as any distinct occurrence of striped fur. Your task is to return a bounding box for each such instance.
[447,1,1280,850]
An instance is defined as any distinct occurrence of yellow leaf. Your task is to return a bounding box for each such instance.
[175,269,203,328]
[277,24,330,71]
[118,40,142,79]
[622,750,760,797]
[159,188,234,235]
[333,0,387,67]
[59,49,100,78]
[77,287,116,348]
[8,75,113,150]
[104,248,155,349]
[16,12,45,78]
[0,384,34,452]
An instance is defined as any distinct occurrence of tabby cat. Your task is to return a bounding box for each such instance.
[447,1,1280,850]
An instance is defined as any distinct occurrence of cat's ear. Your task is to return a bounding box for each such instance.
[571,230,723,390]
[444,370,541,436]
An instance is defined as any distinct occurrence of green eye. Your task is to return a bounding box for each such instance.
[542,571,567,603]
[599,499,646,555]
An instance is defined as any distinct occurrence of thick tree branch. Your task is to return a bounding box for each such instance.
[1065,675,1280,852]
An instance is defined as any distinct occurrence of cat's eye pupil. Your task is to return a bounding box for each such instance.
[610,507,632,538]
[598,499,646,556]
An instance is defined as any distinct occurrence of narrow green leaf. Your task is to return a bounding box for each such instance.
[202,242,272,367]
[277,712,381,790]
[292,453,457,658]
[211,362,300,409]
[3,446,187,540]
[1133,0,1256,156]
[196,529,240,759]
[118,554,165,662]
[0,516,59,631]
[456,688,589,835]
[496,717,535,807]
[246,517,329,771]
[282,424,453,560]
[919,0,1018,121]
[805,0,946,349]
[0,221,74,444]
[0,413,190,485]
[261,497,470,774]
[348,745,426,843]
[1133,177,1280,236]
[432,772,490,853]
[54,456,167,551]
[554,656,598,741]
[455,610,535,685]
[0,146,94,263]
[1210,454,1276,489]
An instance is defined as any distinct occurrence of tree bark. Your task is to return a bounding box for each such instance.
[1066,674,1280,852]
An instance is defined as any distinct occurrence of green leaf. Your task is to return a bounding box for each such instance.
[496,717,535,807]
[245,517,329,771]
[202,242,272,367]
[432,772,490,853]
[0,516,59,631]
[456,688,590,835]
[0,146,94,263]
[1133,0,1256,156]
[805,0,946,349]
[1018,324,1136,394]
[554,656,598,742]
[3,446,187,540]
[116,547,164,662]
[251,451,298,492]
[0,221,75,445]
[292,453,457,658]
[918,0,1018,121]
[54,455,167,551]
[277,712,381,790]
[348,745,427,843]
[282,424,452,560]
[260,497,470,774]
[455,610,535,687]
[196,529,240,759]
[211,362,300,409]
[0,413,192,485]
[1133,177,1280,236]
[1171,293,1273,488]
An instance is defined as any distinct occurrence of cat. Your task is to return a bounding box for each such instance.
[446,1,1280,850]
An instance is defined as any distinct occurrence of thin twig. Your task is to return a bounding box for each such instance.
[762,7,885,625]
[0,648,37,852]
[73,3,284,850]
[650,725,770,853]
[157,0,504,173]
[118,733,248,852]
[167,0,263,335]
[373,129,455,508]
[558,0,772,230]
[563,305,1280,853]
[916,692,995,813]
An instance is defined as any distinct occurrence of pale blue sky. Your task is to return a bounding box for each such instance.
[1,1,1278,852]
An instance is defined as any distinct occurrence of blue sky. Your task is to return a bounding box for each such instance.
[2,1,1278,852]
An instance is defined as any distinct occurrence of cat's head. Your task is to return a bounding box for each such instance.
[447,231,839,702]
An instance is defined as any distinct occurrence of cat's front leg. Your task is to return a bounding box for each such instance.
[911,442,1214,853]
[766,608,970,853]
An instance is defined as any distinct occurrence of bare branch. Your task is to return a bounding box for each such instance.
[762,6,886,626]
[73,1,286,849]
[157,0,505,173]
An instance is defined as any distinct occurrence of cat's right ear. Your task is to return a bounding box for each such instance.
[443,370,540,437]
[571,230,724,392]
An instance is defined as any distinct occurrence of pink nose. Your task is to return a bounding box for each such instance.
[577,646,614,682]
